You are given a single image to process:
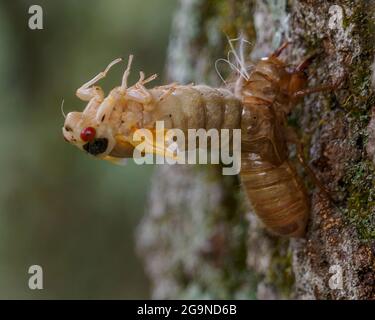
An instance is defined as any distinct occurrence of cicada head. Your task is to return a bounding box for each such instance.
[62,111,118,158]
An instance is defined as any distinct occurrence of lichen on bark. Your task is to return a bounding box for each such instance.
[137,0,375,299]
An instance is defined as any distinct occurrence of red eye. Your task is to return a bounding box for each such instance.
[80,127,96,142]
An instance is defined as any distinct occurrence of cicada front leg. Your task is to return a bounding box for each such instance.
[270,41,291,58]
[290,54,345,100]
[77,58,123,117]
[291,78,344,99]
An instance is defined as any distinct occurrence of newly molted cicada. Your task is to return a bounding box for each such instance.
[62,56,242,164]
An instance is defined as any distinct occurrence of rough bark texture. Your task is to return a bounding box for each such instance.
[137,0,375,299]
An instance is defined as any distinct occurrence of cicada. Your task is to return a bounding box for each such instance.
[62,56,242,164]
[63,44,340,237]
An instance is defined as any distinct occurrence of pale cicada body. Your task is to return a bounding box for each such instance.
[62,56,242,162]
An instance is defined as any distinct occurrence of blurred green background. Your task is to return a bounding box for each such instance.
[0,0,176,298]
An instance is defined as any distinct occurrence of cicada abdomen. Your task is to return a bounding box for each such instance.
[146,85,242,133]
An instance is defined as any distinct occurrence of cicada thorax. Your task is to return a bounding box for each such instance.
[239,54,310,237]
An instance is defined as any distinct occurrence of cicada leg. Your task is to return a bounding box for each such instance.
[291,77,344,99]
[284,128,339,207]
[125,71,156,104]
[76,58,122,116]
[77,58,122,101]
[291,54,345,99]
[270,41,291,58]
[158,84,178,102]
[121,55,134,90]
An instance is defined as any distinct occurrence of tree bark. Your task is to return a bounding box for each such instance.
[137,0,375,299]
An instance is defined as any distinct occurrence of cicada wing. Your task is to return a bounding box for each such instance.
[108,134,136,158]
[103,155,128,166]
[133,128,182,161]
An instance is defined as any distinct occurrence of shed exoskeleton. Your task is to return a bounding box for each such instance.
[234,42,341,237]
